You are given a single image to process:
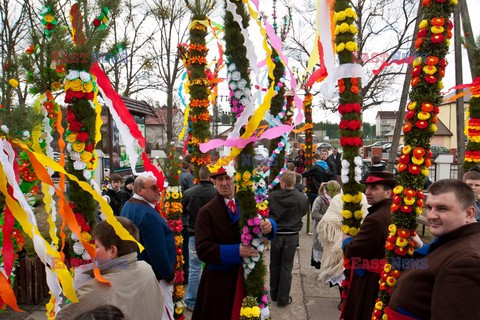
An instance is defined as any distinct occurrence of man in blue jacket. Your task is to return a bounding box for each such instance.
[120,172,175,320]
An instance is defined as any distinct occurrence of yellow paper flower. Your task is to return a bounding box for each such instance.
[336,43,346,53]
[241,180,252,189]
[66,133,77,143]
[72,141,86,152]
[415,207,423,215]
[413,56,422,67]
[352,193,362,204]
[344,7,357,19]
[417,111,431,120]
[44,14,55,23]
[242,171,251,181]
[375,301,383,310]
[252,306,261,317]
[171,192,179,199]
[450,0,458,4]
[174,306,182,314]
[80,232,91,242]
[345,41,358,52]
[418,19,429,29]
[64,79,71,91]
[354,210,363,219]
[174,236,183,247]
[384,263,392,273]
[349,227,359,237]
[235,172,241,181]
[335,11,347,22]
[402,145,412,154]
[438,81,444,89]
[403,197,415,206]
[423,65,437,75]
[388,224,397,234]
[430,124,438,133]
[70,79,83,91]
[382,314,389,320]
[242,307,252,317]
[51,82,62,91]
[341,225,350,234]
[407,101,417,110]
[349,24,358,34]
[8,79,19,88]
[342,194,353,203]
[421,166,429,176]
[431,26,445,34]
[80,151,93,163]
[339,22,349,33]
[411,156,424,165]
[393,186,403,195]
[396,237,408,247]
[342,210,353,219]
[82,81,94,93]
[256,202,267,211]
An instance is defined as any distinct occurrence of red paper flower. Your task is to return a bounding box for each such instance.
[84,142,94,152]
[76,131,89,142]
[69,120,84,132]
[46,23,54,31]
[411,66,421,77]
[397,163,407,172]
[408,164,421,175]
[399,154,410,164]
[417,28,427,38]
[405,110,415,120]
[393,195,402,204]
[416,120,429,129]
[93,18,101,27]
[431,34,445,44]
[400,205,413,213]
[424,75,437,84]
[403,122,412,133]
[339,120,349,130]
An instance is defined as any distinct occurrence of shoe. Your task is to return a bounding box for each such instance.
[277,296,292,307]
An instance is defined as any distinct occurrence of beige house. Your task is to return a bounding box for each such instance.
[436,91,470,149]
[376,111,397,137]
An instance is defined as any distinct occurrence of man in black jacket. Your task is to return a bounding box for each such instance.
[182,166,217,311]
[268,171,309,307]
[302,153,336,206]
[327,147,342,176]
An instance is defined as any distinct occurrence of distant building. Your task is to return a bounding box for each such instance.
[376,111,397,137]
[145,106,184,150]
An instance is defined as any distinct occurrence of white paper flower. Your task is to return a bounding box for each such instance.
[234,89,243,99]
[71,233,78,241]
[341,175,349,184]
[73,242,84,255]
[341,159,350,169]
[354,167,362,175]
[229,82,238,91]
[69,151,80,161]
[228,63,236,71]
[243,88,251,97]
[23,131,30,139]
[252,238,261,247]
[257,243,265,252]
[354,174,362,183]
[82,250,91,260]
[79,71,91,82]
[252,255,260,262]
[99,213,106,221]
[73,160,87,170]
[258,180,266,188]
[66,70,80,80]
[261,306,270,320]
[341,168,350,176]
[354,156,363,167]
[41,7,49,15]
[1,125,9,134]
[239,97,250,107]
[237,79,247,90]
[83,170,92,180]
[231,71,241,81]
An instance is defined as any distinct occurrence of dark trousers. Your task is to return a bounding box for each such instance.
[269,233,298,305]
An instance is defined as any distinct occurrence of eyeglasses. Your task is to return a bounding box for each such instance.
[141,185,159,192]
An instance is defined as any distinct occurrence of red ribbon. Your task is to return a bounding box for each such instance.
[90,63,165,189]
[2,205,14,277]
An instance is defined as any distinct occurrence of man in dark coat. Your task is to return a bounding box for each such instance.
[268,171,308,307]
[193,167,276,320]
[182,166,217,311]
[102,173,123,215]
[387,179,480,319]
[342,171,394,320]
[302,153,336,206]
[327,147,342,176]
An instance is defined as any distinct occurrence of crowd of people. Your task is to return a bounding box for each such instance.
[54,145,480,320]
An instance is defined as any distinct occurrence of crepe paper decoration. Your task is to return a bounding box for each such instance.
[442,76,480,102]
[248,0,305,125]
[90,63,165,189]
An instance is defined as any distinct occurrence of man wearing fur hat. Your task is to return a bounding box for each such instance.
[193,167,276,320]
[341,171,395,320]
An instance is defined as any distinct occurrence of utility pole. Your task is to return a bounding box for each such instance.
[454,5,465,178]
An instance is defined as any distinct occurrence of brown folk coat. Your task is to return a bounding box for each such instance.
[193,193,242,320]
[342,198,392,320]
[389,222,480,320]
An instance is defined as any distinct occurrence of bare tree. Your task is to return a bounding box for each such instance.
[149,0,189,142]
[0,0,30,110]
[99,0,161,97]
[284,0,418,111]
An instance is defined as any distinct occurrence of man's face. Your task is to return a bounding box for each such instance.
[126,182,134,191]
[465,179,480,199]
[425,191,475,237]
[213,174,234,199]
[332,148,338,155]
[137,177,160,203]
[365,184,392,205]
[111,180,121,192]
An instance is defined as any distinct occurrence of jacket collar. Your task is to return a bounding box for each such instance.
[86,252,138,276]
[429,222,480,253]
[367,198,392,215]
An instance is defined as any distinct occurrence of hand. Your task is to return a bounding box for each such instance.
[259,219,272,234]
[239,244,259,257]
[410,234,423,249]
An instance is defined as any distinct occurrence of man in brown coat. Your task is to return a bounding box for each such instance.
[193,167,276,320]
[387,179,480,319]
[341,171,395,320]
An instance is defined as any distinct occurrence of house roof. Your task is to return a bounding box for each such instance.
[145,107,183,125]
[376,111,398,119]
[385,118,453,137]
[120,96,157,117]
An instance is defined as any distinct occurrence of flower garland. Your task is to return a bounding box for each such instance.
[224,0,269,318]
[463,79,480,169]
[40,4,59,37]
[333,0,364,310]
[374,0,457,318]
[164,143,185,320]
